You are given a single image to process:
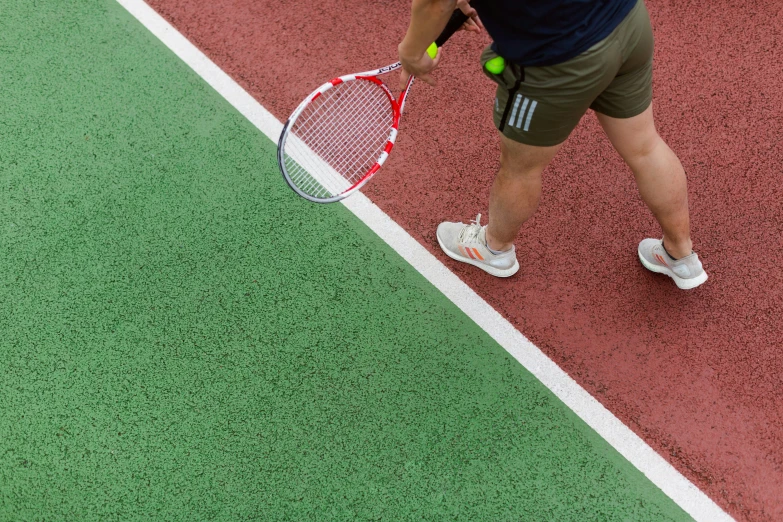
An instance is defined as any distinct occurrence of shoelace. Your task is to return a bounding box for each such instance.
[458,214,483,244]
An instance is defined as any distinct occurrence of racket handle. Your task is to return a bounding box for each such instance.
[434,9,470,48]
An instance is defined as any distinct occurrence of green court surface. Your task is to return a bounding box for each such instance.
[0,1,689,520]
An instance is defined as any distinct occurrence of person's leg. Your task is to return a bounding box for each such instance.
[485,134,562,252]
[442,34,617,277]
[434,133,562,278]
[596,104,693,259]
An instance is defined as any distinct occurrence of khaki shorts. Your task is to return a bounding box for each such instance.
[482,0,654,147]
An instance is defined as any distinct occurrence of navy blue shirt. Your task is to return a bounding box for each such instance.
[474,0,637,66]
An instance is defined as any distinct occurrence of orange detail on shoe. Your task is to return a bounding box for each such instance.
[458,246,467,257]
[472,248,484,260]
[465,247,476,260]
[655,254,670,267]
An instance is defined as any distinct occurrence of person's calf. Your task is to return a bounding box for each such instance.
[625,140,694,259]
[486,169,542,251]
[597,108,697,260]
[485,135,560,251]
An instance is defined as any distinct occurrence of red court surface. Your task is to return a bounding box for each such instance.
[146,1,782,519]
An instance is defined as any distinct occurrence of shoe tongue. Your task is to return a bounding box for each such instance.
[459,224,478,242]
[477,225,486,243]
[463,224,483,243]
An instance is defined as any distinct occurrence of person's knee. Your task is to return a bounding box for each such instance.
[597,106,666,165]
[498,154,546,181]
[628,130,664,159]
[499,135,560,178]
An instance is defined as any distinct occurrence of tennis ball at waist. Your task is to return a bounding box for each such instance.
[485,56,506,74]
[426,42,438,59]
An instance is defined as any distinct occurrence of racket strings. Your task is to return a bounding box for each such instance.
[283,79,394,199]
[298,83,390,169]
[294,84,390,189]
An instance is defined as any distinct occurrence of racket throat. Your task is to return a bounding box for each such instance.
[397,75,414,115]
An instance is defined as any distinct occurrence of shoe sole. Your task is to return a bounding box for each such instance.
[437,234,519,278]
[638,250,708,290]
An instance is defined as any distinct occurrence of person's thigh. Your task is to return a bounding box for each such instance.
[498,131,563,175]
[590,0,654,118]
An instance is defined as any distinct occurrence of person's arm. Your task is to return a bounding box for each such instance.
[398,0,484,89]
[398,0,456,88]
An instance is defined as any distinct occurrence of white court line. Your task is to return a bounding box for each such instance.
[116,1,733,520]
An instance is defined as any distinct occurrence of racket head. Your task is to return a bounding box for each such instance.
[278,74,401,203]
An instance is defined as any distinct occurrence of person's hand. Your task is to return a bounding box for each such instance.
[456,0,484,33]
[398,0,483,90]
[398,42,442,89]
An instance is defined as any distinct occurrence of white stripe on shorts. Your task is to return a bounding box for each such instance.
[508,94,522,127]
[515,98,530,128]
[523,100,538,131]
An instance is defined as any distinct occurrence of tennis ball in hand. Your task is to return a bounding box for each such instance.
[485,56,506,74]
[426,42,438,59]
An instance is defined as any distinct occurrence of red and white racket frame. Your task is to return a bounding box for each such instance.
[277,8,468,203]
[277,63,413,203]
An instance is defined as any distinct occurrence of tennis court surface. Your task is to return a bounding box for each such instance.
[2,1,781,520]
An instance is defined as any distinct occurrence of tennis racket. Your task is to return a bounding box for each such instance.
[277,9,469,203]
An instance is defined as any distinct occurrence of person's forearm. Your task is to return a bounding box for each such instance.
[399,0,456,60]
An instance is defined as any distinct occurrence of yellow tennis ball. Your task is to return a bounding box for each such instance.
[426,42,438,59]
[485,56,506,74]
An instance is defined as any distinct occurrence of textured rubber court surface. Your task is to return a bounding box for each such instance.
[0,1,695,520]
[141,1,783,521]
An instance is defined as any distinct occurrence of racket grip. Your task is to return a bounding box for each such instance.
[434,9,470,48]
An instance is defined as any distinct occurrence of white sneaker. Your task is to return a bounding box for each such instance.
[638,238,708,289]
[436,214,519,277]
